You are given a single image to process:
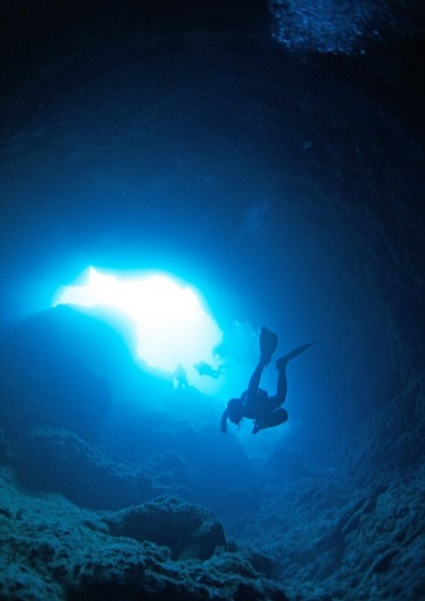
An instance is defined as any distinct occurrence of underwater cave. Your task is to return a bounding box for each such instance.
[1,1,424,600]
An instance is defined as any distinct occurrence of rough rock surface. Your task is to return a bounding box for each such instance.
[235,464,425,601]
[103,494,226,560]
[13,426,153,509]
[11,425,253,513]
[0,467,288,601]
[7,410,425,600]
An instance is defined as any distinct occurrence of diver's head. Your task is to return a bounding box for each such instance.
[227,398,244,426]
[220,397,244,433]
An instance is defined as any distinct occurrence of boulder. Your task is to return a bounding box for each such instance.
[104,494,226,560]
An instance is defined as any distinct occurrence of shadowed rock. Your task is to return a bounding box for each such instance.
[104,494,226,560]
[1,307,116,442]
[13,426,153,509]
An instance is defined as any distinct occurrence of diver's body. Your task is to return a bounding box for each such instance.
[221,328,315,435]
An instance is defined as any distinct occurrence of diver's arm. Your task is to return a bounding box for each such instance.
[220,408,229,433]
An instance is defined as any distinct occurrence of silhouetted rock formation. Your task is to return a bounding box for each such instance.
[1,307,115,441]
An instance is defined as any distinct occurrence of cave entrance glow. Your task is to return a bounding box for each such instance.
[53,267,223,379]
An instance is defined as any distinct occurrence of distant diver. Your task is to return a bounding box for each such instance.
[193,361,223,379]
[173,363,189,389]
[221,327,315,435]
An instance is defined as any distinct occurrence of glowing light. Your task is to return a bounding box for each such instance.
[53,267,223,377]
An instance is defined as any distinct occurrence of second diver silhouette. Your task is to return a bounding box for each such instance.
[221,327,315,435]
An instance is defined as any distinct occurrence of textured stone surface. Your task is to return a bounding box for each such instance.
[0,467,287,601]
[103,494,226,560]
[13,426,153,510]
[237,464,425,601]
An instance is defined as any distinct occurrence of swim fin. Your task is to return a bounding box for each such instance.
[275,341,316,370]
[260,327,278,364]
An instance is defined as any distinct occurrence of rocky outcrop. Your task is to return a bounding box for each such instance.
[0,307,114,442]
[103,494,226,560]
[0,467,287,601]
[11,423,255,516]
[13,426,153,509]
[336,371,425,484]
[240,464,425,601]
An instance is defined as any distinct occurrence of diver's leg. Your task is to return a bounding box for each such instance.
[248,360,267,393]
[263,362,287,410]
[271,341,316,405]
[252,408,288,434]
[247,327,279,394]
[275,364,288,405]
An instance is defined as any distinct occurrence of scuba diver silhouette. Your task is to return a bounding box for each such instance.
[220,327,315,435]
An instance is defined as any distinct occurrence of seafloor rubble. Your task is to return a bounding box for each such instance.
[0,466,286,601]
[1,419,424,600]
